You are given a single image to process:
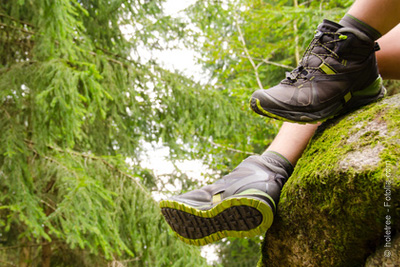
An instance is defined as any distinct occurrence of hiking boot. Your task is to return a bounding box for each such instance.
[159,151,293,246]
[250,19,386,123]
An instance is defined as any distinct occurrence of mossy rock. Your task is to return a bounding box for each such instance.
[259,94,400,267]
[364,233,400,266]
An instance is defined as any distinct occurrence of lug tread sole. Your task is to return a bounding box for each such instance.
[160,196,274,246]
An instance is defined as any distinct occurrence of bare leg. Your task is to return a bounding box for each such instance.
[266,122,319,165]
[264,22,400,166]
[347,0,400,35]
[265,1,400,167]
[376,23,400,80]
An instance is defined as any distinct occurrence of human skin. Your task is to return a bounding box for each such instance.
[347,0,400,36]
[266,0,400,165]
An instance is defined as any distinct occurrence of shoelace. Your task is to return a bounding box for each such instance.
[283,30,347,84]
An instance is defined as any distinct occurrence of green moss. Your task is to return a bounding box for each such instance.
[260,95,400,266]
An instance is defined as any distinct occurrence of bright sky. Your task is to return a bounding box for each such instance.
[139,1,220,264]
[121,0,205,81]
[155,0,207,81]
[137,0,213,196]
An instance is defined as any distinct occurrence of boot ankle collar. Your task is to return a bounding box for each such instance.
[263,151,294,176]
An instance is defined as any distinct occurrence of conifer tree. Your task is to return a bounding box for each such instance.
[0,0,357,265]
[0,0,263,265]
[184,0,353,265]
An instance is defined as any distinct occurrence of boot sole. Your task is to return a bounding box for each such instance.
[159,192,274,246]
[250,76,387,124]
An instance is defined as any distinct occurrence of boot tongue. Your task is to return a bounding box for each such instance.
[318,19,343,32]
[302,20,343,70]
[316,19,343,46]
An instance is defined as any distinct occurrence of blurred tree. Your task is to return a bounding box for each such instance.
[184,0,353,265]
[0,0,364,265]
[0,0,266,265]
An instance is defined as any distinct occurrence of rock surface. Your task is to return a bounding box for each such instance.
[364,233,400,267]
[259,94,400,267]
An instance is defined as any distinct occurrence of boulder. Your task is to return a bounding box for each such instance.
[259,94,400,266]
[365,233,399,266]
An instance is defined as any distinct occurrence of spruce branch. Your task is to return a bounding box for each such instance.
[200,136,256,155]
[69,150,149,196]
[88,51,126,67]
[0,21,137,68]
[0,241,59,251]
[24,140,150,196]
[0,259,16,266]
[237,55,295,70]
[93,45,141,67]
[0,13,35,28]
[1,107,11,119]
[0,61,36,75]
[0,22,35,35]
[42,154,79,179]
[261,58,295,70]
[40,199,57,213]
[110,255,142,264]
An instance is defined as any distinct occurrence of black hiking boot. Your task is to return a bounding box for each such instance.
[159,151,293,246]
[250,19,386,123]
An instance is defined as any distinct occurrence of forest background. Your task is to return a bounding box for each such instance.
[1,0,399,266]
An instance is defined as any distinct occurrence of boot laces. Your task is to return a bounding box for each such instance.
[284,30,347,84]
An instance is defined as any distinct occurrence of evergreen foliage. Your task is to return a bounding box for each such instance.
[0,0,262,265]
[3,0,391,265]
[183,0,354,264]
[216,237,261,267]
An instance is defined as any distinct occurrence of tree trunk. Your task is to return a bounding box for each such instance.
[19,239,30,267]
[41,179,55,267]
[41,240,51,267]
